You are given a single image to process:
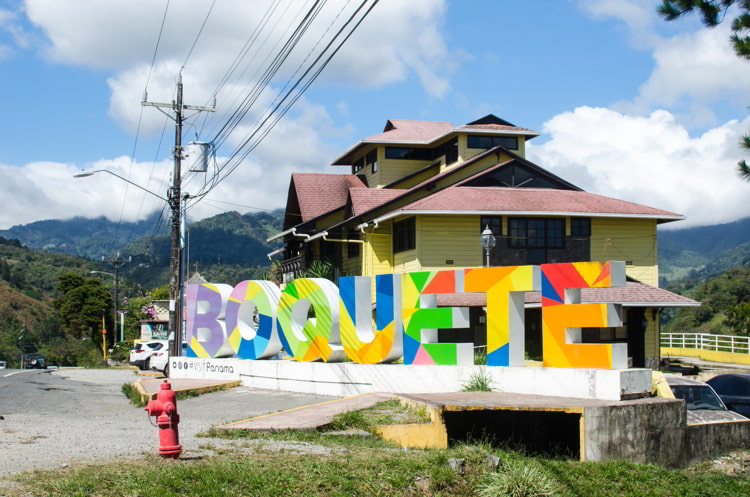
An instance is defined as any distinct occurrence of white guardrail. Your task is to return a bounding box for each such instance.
[661,333,750,355]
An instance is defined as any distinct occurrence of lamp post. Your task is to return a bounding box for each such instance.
[480,225,496,267]
[74,170,185,357]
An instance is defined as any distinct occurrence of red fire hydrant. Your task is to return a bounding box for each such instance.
[145,380,182,459]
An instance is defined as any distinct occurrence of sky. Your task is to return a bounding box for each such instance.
[1,0,749,238]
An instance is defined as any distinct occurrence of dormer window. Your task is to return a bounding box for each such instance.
[467,135,518,150]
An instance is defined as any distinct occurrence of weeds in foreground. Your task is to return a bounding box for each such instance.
[478,459,560,497]
[13,443,750,497]
[121,382,146,407]
[462,368,493,392]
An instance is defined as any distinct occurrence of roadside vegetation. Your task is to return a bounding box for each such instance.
[8,438,750,497]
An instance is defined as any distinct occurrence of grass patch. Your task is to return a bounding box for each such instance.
[9,443,750,497]
[121,382,146,407]
[462,368,493,392]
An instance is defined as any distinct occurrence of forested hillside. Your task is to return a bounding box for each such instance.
[662,266,750,336]
[659,217,750,282]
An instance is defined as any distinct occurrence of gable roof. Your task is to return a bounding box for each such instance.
[332,117,539,166]
[288,173,366,224]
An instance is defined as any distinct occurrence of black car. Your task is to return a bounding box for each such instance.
[23,353,46,369]
[706,373,750,418]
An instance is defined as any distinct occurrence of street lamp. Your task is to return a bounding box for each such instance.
[73,170,168,202]
[480,225,496,267]
[75,168,184,358]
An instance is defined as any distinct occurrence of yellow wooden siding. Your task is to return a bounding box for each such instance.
[379,158,433,186]
[367,229,392,278]
[419,215,482,270]
[388,164,442,190]
[590,218,658,287]
[314,209,347,231]
[393,249,420,272]
[359,146,381,188]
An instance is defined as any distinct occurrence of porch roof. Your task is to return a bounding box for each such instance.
[434,281,699,308]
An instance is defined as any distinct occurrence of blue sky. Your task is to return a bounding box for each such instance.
[1,0,749,232]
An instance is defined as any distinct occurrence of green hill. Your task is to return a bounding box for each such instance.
[0,212,163,259]
[659,217,750,282]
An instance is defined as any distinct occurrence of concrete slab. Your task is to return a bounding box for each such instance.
[398,392,675,412]
[218,392,395,431]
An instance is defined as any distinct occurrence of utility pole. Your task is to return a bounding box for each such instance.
[142,73,215,357]
[102,252,131,344]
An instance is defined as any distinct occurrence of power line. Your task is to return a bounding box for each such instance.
[192,0,378,204]
[182,0,217,69]
[146,0,170,90]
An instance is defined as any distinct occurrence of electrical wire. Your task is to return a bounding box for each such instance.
[190,0,378,207]
[182,0,217,69]
[107,0,171,254]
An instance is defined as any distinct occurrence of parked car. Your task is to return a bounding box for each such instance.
[23,353,46,369]
[0,360,6,369]
[706,373,750,418]
[148,343,188,376]
[128,340,167,370]
[665,375,748,424]
[149,350,169,375]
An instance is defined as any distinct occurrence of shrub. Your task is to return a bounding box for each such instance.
[477,459,559,497]
[461,368,493,392]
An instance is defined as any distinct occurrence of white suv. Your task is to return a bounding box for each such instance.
[128,340,167,370]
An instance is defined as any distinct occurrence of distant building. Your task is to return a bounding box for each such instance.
[140,300,169,340]
[269,114,699,368]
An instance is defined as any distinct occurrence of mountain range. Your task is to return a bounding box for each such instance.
[2,211,749,287]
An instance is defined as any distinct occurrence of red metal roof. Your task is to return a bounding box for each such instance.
[435,281,698,308]
[292,173,365,222]
[397,186,683,220]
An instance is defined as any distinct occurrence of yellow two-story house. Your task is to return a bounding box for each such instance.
[269,115,697,368]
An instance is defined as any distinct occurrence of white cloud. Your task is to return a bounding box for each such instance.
[527,106,750,229]
[0,97,347,230]
[0,157,170,229]
[579,1,750,126]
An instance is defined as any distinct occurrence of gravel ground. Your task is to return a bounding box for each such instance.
[0,368,332,480]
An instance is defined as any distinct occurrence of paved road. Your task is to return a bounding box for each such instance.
[0,368,333,478]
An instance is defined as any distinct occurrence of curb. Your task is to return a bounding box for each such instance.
[132,379,242,403]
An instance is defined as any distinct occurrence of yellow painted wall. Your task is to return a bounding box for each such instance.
[359,146,381,188]
[366,226,392,277]
[379,157,433,186]
[590,218,658,287]
[419,215,482,270]
[660,347,750,366]
[314,209,347,231]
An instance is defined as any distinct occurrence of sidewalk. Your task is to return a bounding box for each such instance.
[218,392,395,431]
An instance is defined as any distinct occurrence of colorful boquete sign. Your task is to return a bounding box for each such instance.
[186,261,627,369]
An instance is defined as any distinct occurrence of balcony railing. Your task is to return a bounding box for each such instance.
[661,333,750,355]
[280,255,306,283]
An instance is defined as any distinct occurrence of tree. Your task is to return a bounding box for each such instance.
[55,273,112,343]
[658,0,750,180]
[726,301,750,335]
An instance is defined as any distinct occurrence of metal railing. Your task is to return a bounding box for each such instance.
[661,333,750,355]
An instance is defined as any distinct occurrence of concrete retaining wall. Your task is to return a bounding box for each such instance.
[583,399,750,468]
[169,356,652,401]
